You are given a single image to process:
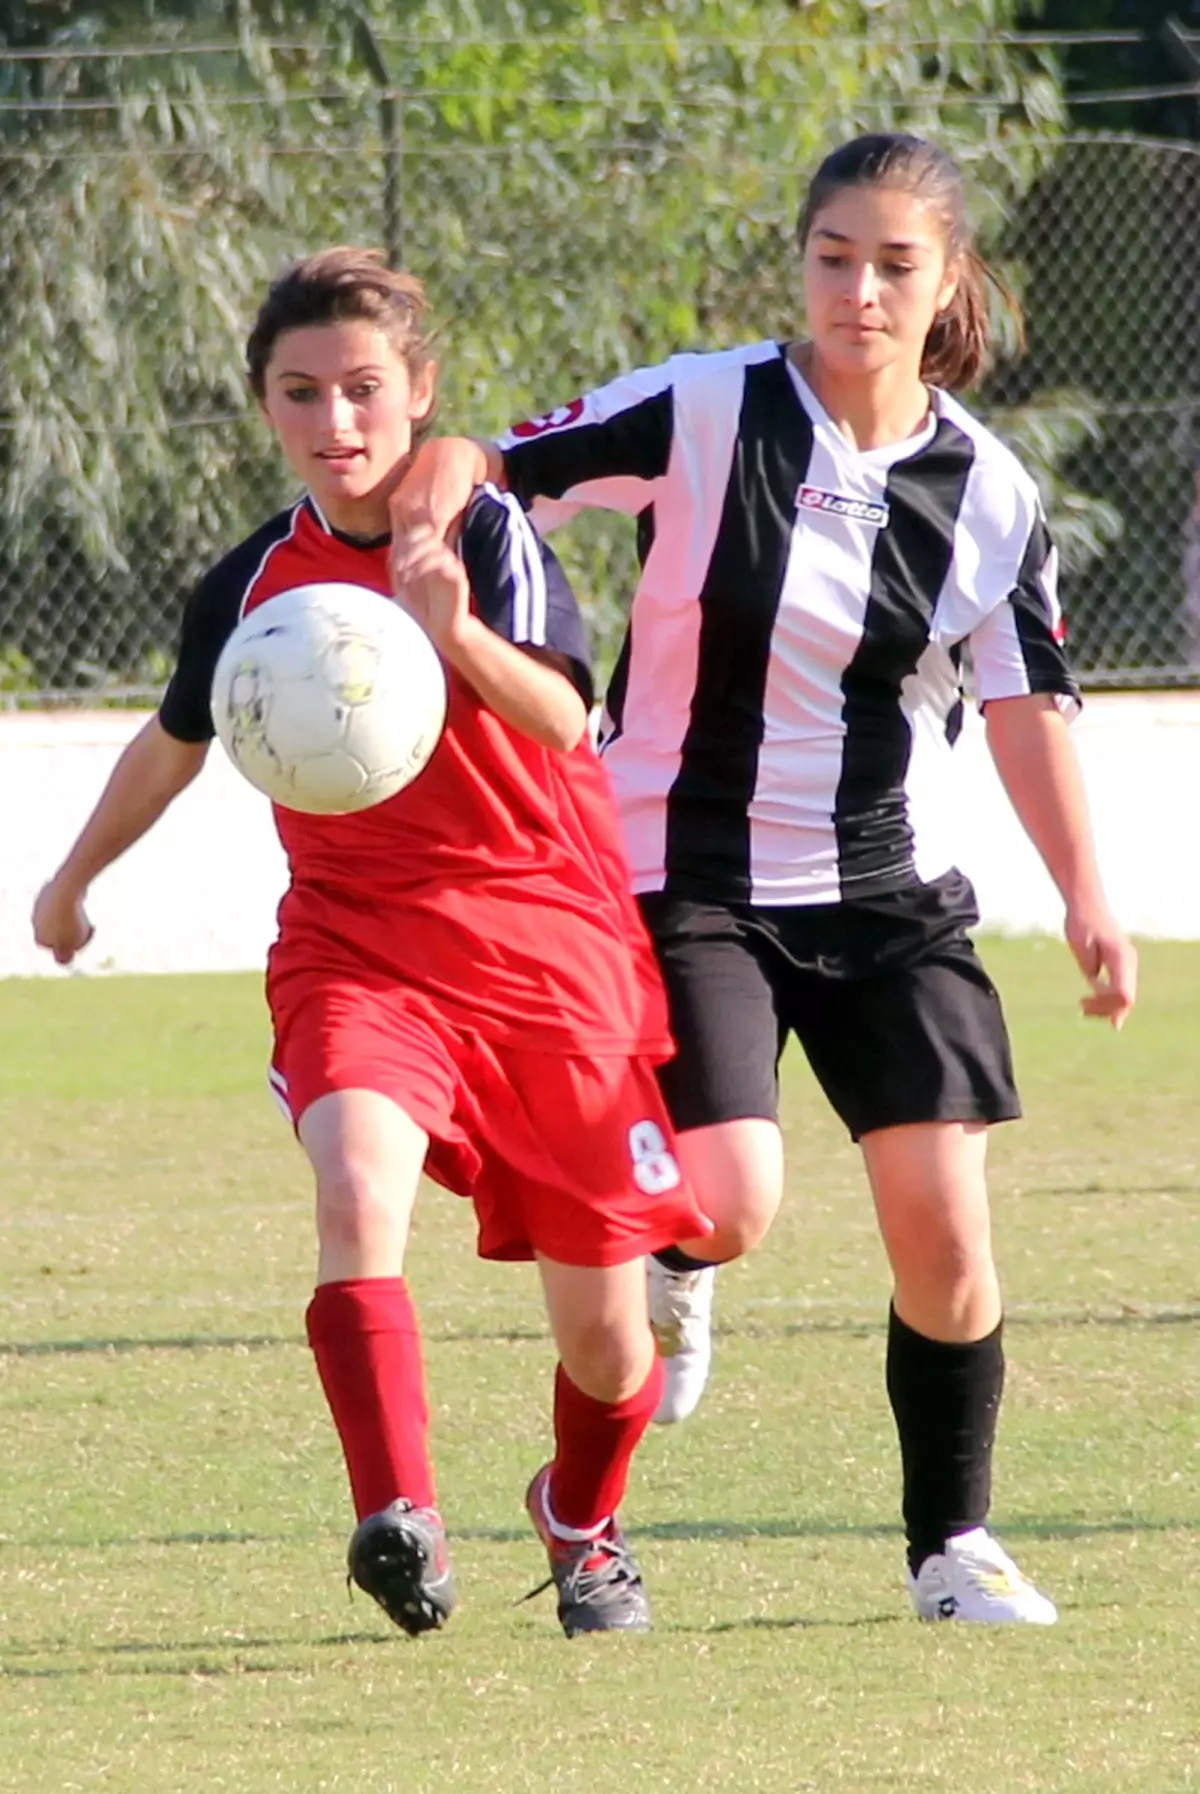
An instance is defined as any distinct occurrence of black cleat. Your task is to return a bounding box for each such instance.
[347,1499,456,1637]
[523,1465,651,1637]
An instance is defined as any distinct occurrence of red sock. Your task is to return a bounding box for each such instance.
[305,1277,436,1520]
[547,1357,664,1532]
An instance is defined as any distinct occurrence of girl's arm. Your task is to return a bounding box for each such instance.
[32,718,209,964]
[984,692,1137,1028]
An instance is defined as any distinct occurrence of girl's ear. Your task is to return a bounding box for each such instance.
[936,259,961,317]
[410,360,437,423]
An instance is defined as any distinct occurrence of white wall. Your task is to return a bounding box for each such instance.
[4,692,1200,980]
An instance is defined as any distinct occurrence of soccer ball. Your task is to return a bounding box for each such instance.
[210,582,447,815]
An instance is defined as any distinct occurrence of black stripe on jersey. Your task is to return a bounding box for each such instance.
[503,386,674,503]
[1009,512,1079,697]
[834,418,976,896]
[601,506,655,748]
[946,642,965,746]
[604,630,632,745]
[664,356,816,899]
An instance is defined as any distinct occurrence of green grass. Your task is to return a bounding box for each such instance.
[2,942,1198,1793]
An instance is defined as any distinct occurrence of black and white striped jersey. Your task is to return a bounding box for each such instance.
[499,340,1079,907]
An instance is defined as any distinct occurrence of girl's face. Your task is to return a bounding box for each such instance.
[259,318,435,534]
[802,184,960,385]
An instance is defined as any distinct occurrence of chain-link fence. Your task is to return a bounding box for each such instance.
[1,39,1198,701]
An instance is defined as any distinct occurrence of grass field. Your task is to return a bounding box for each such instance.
[2,941,1198,1794]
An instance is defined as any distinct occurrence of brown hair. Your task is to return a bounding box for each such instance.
[245,246,437,436]
[796,133,1023,392]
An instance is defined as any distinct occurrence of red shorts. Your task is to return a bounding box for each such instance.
[267,973,711,1267]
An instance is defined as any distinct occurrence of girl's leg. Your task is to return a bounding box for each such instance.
[864,1120,999,1563]
[862,1119,1054,1623]
[527,1256,662,1635]
[672,1116,785,1263]
[536,1255,659,1532]
[638,897,790,1423]
[300,1087,432,1517]
[300,1087,455,1636]
[650,1117,785,1422]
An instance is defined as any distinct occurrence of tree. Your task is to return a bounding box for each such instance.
[1,0,1076,690]
[1018,1,1200,140]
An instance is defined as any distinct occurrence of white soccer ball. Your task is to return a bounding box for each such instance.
[210,582,447,814]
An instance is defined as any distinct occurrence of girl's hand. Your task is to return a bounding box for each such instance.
[389,437,494,587]
[32,876,95,966]
[391,524,472,657]
[1064,901,1138,1030]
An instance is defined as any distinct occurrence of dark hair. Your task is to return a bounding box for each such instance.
[796,133,1023,392]
[245,246,437,436]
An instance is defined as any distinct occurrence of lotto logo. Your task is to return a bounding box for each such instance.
[796,484,889,527]
[508,398,585,440]
[628,1120,682,1196]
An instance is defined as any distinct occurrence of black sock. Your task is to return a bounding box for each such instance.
[885,1304,1005,1574]
[653,1245,721,1274]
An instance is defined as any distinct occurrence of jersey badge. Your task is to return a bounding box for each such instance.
[796,485,889,528]
[508,399,586,439]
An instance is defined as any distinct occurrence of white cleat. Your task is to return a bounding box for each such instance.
[647,1258,716,1424]
[908,1527,1058,1625]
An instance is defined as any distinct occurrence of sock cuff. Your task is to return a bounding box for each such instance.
[306,1276,417,1340]
[888,1303,1004,1363]
[540,1473,611,1542]
[654,1244,721,1274]
[555,1355,664,1425]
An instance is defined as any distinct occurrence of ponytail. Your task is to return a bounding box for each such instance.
[921,248,1024,392]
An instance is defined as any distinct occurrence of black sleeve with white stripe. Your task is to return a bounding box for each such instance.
[459,483,594,706]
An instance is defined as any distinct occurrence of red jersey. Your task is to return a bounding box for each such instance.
[159,486,672,1057]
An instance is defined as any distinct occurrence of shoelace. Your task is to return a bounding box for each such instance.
[519,1533,640,1609]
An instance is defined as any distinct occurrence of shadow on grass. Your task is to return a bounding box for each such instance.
[2,1637,393,1681]
[685,1612,902,1634]
[3,1302,1197,1360]
[2,1609,905,1677]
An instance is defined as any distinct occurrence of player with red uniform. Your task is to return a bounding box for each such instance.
[32,247,711,1639]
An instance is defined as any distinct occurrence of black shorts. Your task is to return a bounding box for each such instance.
[639,870,1020,1142]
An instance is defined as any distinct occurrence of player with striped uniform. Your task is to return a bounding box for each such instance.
[392,135,1138,1624]
[32,248,714,1639]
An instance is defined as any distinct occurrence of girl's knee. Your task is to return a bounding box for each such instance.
[558,1320,655,1405]
[314,1160,410,1265]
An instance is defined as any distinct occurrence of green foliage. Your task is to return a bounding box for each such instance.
[0,1,1076,690]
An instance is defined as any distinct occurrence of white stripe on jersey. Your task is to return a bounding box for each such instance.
[597,352,749,800]
[489,484,549,645]
[266,1062,293,1124]
[748,394,915,899]
[933,392,1077,717]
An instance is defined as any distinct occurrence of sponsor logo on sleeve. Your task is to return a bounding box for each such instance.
[796,484,890,527]
[508,398,586,440]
